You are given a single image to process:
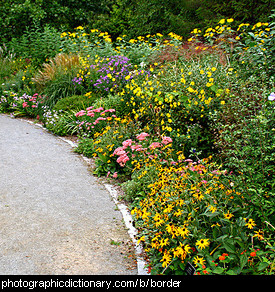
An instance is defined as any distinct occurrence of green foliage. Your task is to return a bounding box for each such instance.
[42,108,79,136]
[53,94,99,112]
[1,0,273,44]
[92,94,132,118]
[8,24,61,66]
[0,0,112,42]
[232,11,275,83]
[209,0,273,24]
[42,73,80,108]
[211,90,275,227]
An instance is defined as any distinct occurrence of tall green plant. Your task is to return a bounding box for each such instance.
[8,24,61,66]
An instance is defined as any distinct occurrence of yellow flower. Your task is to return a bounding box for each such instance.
[245,218,256,229]
[209,205,217,213]
[160,250,172,268]
[253,230,264,240]
[219,19,225,24]
[223,211,234,219]
[193,256,205,267]
[137,236,145,245]
[195,238,210,250]
[227,18,234,23]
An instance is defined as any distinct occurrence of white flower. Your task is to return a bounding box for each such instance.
[268,92,275,101]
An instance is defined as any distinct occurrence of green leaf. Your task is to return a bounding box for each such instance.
[257,262,269,272]
[240,254,247,270]
[213,267,224,274]
[223,240,236,253]
[179,262,185,270]
[226,270,237,275]
[210,84,218,93]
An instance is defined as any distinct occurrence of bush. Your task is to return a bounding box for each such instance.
[8,24,61,67]
[92,93,132,118]
[53,94,100,112]
[211,90,275,227]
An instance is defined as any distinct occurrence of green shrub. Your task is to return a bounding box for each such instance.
[8,24,61,67]
[53,94,99,112]
[211,90,275,228]
[92,93,131,118]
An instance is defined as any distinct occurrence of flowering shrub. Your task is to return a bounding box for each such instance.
[60,27,114,57]
[113,132,173,170]
[75,116,141,177]
[131,156,274,275]
[116,54,231,157]
[72,54,151,96]
[0,90,19,113]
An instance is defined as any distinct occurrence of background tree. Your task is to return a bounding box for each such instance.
[0,0,273,43]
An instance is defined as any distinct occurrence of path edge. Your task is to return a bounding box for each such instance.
[7,115,150,275]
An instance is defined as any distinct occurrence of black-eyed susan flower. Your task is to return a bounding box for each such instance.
[223,211,234,219]
[245,218,256,229]
[193,255,206,267]
[195,238,210,250]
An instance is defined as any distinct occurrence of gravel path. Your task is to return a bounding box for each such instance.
[0,114,137,275]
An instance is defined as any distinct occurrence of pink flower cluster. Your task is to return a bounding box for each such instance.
[136,132,149,141]
[75,107,115,118]
[113,135,146,167]
[113,132,173,168]
[75,106,116,134]
[22,93,40,109]
[161,136,173,145]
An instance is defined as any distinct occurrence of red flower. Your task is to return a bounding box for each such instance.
[219,255,225,261]
[250,251,257,257]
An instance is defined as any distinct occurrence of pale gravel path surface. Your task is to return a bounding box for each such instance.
[0,114,137,275]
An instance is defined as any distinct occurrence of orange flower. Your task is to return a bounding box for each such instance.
[250,251,257,257]
[219,255,225,261]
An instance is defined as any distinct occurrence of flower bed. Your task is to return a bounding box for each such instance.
[1,16,274,275]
